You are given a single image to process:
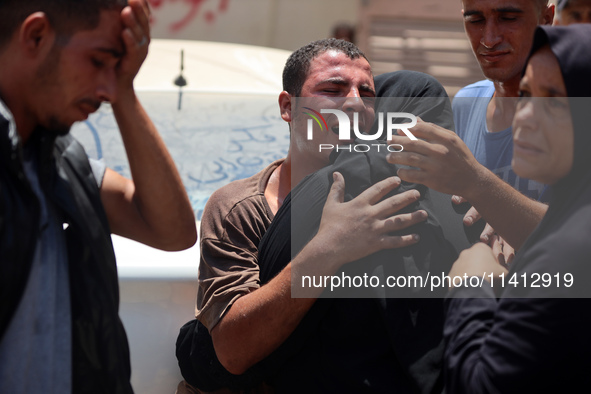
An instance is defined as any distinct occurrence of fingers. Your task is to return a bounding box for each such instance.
[498,237,515,267]
[386,121,472,172]
[480,223,494,243]
[503,243,515,266]
[448,242,508,290]
[385,137,447,171]
[387,136,431,159]
[326,171,345,205]
[117,0,151,88]
[382,210,427,233]
[490,234,505,266]
[373,193,428,251]
[392,166,425,185]
[378,233,420,249]
[386,145,424,170]
[388,118,454,144]
[489,234,514,268]
[373,188,422,218]
[356,176,401,205]
[122,0,151,47]
[141,0,152,17]
[464,206,482,227]
[385,121,456,169]
[319,173,427,262]
[409,117,457,140]
[132,0,151,38]
[452,195,468,205]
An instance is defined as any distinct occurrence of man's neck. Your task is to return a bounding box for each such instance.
[492,76,520,99]
[486,77,521,133]
[264,153,330,214]
[264,159,292,215]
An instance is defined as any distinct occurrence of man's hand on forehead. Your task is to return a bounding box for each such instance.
[116,0,151,91]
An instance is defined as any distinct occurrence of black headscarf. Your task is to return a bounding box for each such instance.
[509,24,591,296]
[443,25,591,394]
[530,24,591,196]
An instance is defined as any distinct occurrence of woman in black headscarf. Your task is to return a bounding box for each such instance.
[443,24,591,393]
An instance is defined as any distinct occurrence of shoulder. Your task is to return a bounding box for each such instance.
[452,80,494,136]
[54,134,86,160]
[54,135,94,179]
[454,80,495,98]
[53,135,105,198]
[200,160,282,241]
[204,159,281,217]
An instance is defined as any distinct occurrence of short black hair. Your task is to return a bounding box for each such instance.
[282,38,369,96]
[0,0,127,50]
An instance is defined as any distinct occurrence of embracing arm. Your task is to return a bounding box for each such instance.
[100,0,196,250]
[211,174,427,375]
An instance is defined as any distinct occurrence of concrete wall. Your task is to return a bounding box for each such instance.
[148,0,359,51]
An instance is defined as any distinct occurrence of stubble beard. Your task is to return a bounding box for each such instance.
[34,44,72,137]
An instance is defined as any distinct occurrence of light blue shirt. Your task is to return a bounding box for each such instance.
[0,99,106,393]
[0,143,72,394]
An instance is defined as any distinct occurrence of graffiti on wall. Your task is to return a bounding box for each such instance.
[148,0,230,33]
[71,92,288,221]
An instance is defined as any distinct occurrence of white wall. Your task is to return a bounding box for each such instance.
[148,0,359,50]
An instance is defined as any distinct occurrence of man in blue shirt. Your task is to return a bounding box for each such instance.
[452,0,554,203]
[388,0,555,262]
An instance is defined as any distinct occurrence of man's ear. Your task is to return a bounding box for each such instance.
[279,91,292,123]
[19,12,55,57]
[542,3,556,25]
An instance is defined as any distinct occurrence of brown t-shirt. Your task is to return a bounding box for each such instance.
[196,160,283,330]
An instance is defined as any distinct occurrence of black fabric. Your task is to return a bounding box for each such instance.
[0,117,39,341]
[444,25,591,394]
[176,203,306,391]
[530,25,591,187]
[0,125,133,394]
[176,191,335,391]
[257,147,477,393]
[176,319,268,391]
[373,70,455,134]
